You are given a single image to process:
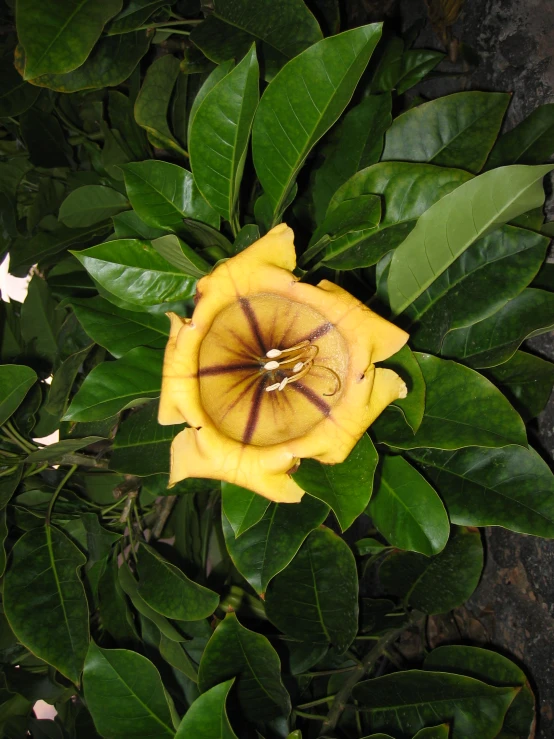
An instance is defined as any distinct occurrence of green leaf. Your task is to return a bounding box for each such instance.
[21,275,63,364]
[0,57,40,117]
[198,612,291,723]
[293,433,378,531]
[0,509,8,578]
[190,45,259,223]
[221,482,270,537]
[16,0,123,79]
[485,350,554,421]
[63,346,163,422]
[440,288,554,368]
[26,31,151,92]
[123,160,219,231]
[353,670,516,739]
[71,296,169,358]
[369,455,449,556]
[108,0,169,34]
[412,727,450,739]
[187,61,235,145]
[252,23,382,223]
[111,402,181,476]
[4,526,89,683]
[190,0,322,66]
[395,49,444,95]
[151,235,211,278]
[322,162,472,269]
[233,223,260,254]
[158,631,199,682]
[26,436,104,464]
[382,92,510,173]
[487,103,554,167]
[311,93,392,224]
[134,54,187,157]
[387,164,553,316]
[409,225,549,354]
[265,527,358,652]
[137,543,219,620]
[222,494,329,594]
[378,345,425,432]
[59,186,129,228]
[379,527,483,614]
[97,556,140,644]
[409,444,554,537]
[0,466,23,510]
[373,353,526,450]
[83,640,174,738]
[113,210,166,240]
[175,679,238,739]
[72,239,196,306]
[0,365,37,427]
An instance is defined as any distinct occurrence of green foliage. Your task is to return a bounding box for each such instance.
[0,1,552,736]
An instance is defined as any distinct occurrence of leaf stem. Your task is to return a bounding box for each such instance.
[4,422,37,452]
[151,495,177,539]
[156,27,190,36]
[297,694,336,709]
[295,710,326,722]
[134,19,202,31]
[299,666,357,677]
[46,465,78,526]
[24,463,49,477]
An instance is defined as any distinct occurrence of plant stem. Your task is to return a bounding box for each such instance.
[299,666,357,678]
[4,422,37,452]
[295,710,326,722]
[46,465,78,526]
[135,19,202,31]
[59,453,109,468]
[157,27,190,35]
[0,465,19,477]
[297,694,336,709]
[24,463,49,477]
[151,495,177,539]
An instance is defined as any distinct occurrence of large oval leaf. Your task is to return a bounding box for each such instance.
[486,350,554,421]
[382,91,510,172]
[373,353,527,450]
[222,494,329,594]
[83,641,174,738]
[387,164,554,316]
[0,57,40,117]
[0,364,37,426]
[487,103,554,167]
[59,185,128,228]
[265,527,358,652]
[4,526,89,684]
[72,239,196,306]
[293,433,378,531]
[369,455,449,556]
[252,23,382,223]
[190,45,259,223]
[175,679,238,739]
[409,444,554,537]
[377,345,426,433]
[221,482,270,538]
[122,160,219,231]
[17,0,123,80]
[64,346,163,422]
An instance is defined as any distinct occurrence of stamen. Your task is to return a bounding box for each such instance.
[278,378,288,391]
[266,349,282,358]
[265,382,281,392]
[292,362,304,373]
[263,360,280,370]
[265,341,310,359]
[315,365,342,397]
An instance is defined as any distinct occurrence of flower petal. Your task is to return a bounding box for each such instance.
[169,426,305,503]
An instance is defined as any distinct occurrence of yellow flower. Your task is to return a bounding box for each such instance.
[158,224,408,503]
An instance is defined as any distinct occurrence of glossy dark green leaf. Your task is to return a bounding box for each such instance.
[382,92,509,172]
[378,345,425,433]
[409,444,554,537]
[379,527,483,614]
[395,49,444,95]
[134,54,187,157]
[26,436,104,464]
[20,108,69,168]
[158,631,199,682]
[137,543,219,620]
[25,31,151,92]
[21,275,63,364]
[222,494,329,594]
[97,556,139,644]
[252,23,382,223]
[71,296,169,358]
[64,346,163,422]
[59,186,129,228]
[233,223,260,253]
[265,527,358,651]
[0,57,40,117]
[0,466,23,510]
[4,526,89,683]
[175,679,238,738]
[40,345,92,426]
[108,0,169,34]
[17,0,123,79]
[322,163,471,269]
[293,433,378,531]
[123,160,219,231]
[485,350,554,421]
[151,235,211,278]
[0,365,37,427]
[387,164,553,316]
[311,93,392,224]
[369,455,449,556]
[113,210,166,240]
[440,288,554,368]
[0,509,8,578]
[221,482,270,537]
[83,640,174,738]
[187,61,235,144]
[373,353,526,450]
[353,670,516,739]
[190,45,258,223]
[487,103,554,167]
[73,239,196,306]
[410,225,549,354]
[111,402,181,476]
[198,612,291,723]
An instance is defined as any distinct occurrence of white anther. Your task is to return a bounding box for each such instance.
[265,382,281,392]
[266,349,282,358]
[264,360,280,371]
[278,377,288,391]
[292,362,304,373]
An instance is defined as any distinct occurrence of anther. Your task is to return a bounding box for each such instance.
[292,362,304,373]
[265,382,281,392]
[266,349,282,358]
[278,378,288,391]
[263,360,280,371]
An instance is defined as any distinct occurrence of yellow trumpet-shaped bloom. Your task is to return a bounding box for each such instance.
[159,224,408,503]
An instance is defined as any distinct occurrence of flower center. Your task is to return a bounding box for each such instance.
[197,293,348,446]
